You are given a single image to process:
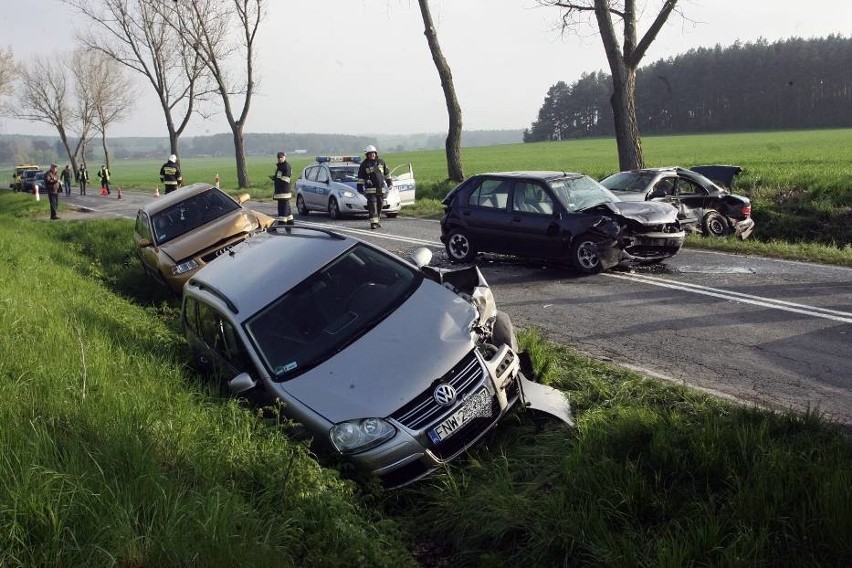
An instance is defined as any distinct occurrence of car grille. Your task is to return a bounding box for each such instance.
[199,235,248,263]
[390,350,485,430]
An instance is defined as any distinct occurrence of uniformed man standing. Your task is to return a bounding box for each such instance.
[357,145,392,229]
[272,151,293,225]
[99,164,111,195]
[160,154,183,194]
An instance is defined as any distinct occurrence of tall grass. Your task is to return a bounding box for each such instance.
[0,195,414,567]
[1,191,850,567]
[385,328,852,567]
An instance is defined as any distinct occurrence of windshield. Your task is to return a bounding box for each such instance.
[600,171,658,193]
[245,243,422,381]
[549,175,620,212]
[151,188,240,245]
[329,165,359,183]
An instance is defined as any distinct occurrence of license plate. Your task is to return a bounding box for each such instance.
[428,388,494,445]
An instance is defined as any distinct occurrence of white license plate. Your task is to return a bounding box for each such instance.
[428,388,494,445]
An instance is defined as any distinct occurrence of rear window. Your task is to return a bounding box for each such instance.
[150,188,240,245]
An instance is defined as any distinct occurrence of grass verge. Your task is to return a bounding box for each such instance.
[1,191,849,566]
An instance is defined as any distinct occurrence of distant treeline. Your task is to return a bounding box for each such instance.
[524,35,852,141]
[0,129,524,165]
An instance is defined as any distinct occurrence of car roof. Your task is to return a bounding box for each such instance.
[477,171,585,181]
[186,226,357,318]
[138,183,222,215]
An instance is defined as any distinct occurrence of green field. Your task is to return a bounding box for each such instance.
[1,192,849,566]
[32,128,847,198]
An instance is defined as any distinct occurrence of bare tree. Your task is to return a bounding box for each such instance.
[538,0,680,170]
[0,46,17,115]
[416,0,464,182]
[16,52,94,172]
[62,0,209,161]
[166,0,265,189]
[84,52,136,170]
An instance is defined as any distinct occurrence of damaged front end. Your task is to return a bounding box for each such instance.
[411,248,575,427]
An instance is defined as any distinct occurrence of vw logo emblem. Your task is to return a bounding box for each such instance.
[433,384,457,407]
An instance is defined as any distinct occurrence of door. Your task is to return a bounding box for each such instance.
[508,181,564,258]
[672,177,708,228]
[458,178,514,254]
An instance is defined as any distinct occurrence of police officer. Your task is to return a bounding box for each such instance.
[160,154,183,194]
[272,151,293,225]
[357,145,392,229]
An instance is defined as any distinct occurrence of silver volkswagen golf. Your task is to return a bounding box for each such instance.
[181,224,571,487]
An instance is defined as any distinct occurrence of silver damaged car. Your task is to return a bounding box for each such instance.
[181,224,572,487]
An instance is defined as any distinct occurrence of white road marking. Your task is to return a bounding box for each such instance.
[605,272,852,324]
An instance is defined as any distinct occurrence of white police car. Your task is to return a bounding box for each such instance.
[295,156,415,220]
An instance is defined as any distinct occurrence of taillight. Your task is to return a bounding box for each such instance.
[741,205,752,217]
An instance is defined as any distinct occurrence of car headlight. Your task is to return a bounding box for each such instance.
[341,190,356,198]
[172,259,199,275]
[329,418,396,455]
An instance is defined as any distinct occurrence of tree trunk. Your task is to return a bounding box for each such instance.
[233,124,249,189]
[101,134,111,170]
[610,66,644,171]
[418,0,464,182]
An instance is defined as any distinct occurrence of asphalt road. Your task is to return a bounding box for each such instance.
[49,189,852,425]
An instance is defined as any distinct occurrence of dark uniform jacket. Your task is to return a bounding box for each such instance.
[273,161,292,198]
[159,160,182,188]
[357,158,391,195]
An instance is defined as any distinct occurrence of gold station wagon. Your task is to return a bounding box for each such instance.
[134,183,274,294]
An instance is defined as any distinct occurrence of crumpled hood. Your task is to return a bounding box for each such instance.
[279,281,479,423]
[591,200,679,224]
[158,210,259,261]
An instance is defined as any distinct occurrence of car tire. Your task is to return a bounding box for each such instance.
[569,234,604,275]
[296,194,309,216]
[703,211,730,237]
[328,197,341,220]
[445,229,477,263]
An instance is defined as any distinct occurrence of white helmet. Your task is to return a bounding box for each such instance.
[168,154,177,162]
[364,145,378,155]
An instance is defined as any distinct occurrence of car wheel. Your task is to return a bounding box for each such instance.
[328,197,341,220]
[569,234,604,275]
[296,194,309,216]
[445,229,477,263]
[703,211,730,237]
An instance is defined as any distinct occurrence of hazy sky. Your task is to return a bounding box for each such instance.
[1,0,849,138]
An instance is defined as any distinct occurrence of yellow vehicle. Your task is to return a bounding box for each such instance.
[12,164,41,191]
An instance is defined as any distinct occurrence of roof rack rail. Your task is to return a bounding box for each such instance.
[267,222,348,240]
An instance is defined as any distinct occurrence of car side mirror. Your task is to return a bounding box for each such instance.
[649,189,667,199]
[135,235,153,248]
[237,193,250,204]
[228,372,258,395]
[409,247,433,268]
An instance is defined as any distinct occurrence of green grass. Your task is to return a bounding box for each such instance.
[386,329,852,567]
[0,195,414,567]
[1,191,850,566]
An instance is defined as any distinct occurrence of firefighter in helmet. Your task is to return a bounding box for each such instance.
[272,151,293,225]
[160,154,183,194]
[357,145,392,229]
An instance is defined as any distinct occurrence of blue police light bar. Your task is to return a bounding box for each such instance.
[316,156,361,164]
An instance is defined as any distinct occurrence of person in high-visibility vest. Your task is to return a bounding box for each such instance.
[357,145,392,229]
[159,154,183,194]
[271,151,293,224]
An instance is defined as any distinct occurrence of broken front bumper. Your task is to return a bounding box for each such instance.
[733,217,755,240]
